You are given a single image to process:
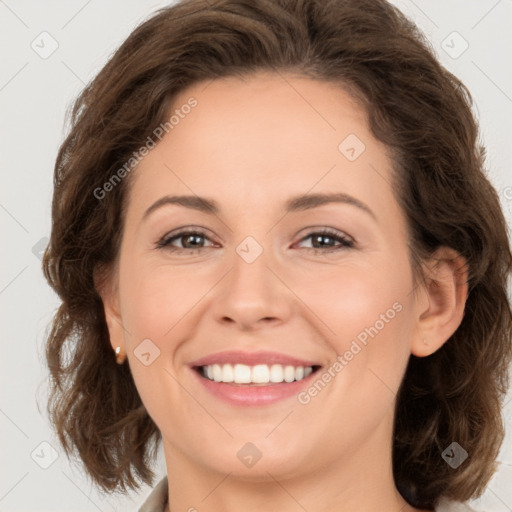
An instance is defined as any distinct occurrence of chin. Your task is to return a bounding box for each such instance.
[197,437,315,481]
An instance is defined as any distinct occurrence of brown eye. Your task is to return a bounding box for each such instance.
[297,229,354,251]
[157,230,214,251]
[156,228,354,254]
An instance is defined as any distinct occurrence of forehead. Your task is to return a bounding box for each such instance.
[126,72,397,221]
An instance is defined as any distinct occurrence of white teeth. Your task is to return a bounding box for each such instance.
[251,364,270,383]
[269,364,284,382]
[284,365,295,382]
[211,364,221,382]
[200,363,315,384]
[222,363,234,382]
[233,364,251,383]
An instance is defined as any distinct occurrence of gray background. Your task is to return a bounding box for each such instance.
[1,1,511,511]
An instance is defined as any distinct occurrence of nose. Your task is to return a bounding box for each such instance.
[212,243,293,331]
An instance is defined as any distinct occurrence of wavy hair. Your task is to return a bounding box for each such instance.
[42,0,512,508]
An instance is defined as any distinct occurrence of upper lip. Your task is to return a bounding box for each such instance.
[190,350,320,368]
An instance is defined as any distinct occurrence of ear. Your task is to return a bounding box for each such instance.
[93,263,126,355]
[411,247,469,357]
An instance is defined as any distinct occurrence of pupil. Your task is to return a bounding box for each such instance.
[185,234,203,248]
[181,234,337,249]
[314,234,333,248]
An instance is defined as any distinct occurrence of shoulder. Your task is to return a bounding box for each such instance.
[137,476,168,512]
[435,498,479,512]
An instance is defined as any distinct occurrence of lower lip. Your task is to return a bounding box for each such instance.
[191,368,318,406]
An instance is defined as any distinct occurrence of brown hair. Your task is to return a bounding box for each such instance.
[42,0,512,508]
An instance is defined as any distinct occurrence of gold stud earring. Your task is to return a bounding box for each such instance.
[115,346,126,365]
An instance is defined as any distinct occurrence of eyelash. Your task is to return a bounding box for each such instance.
[156,228,355,254]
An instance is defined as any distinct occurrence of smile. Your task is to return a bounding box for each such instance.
[198,363,315,385]
[189,350,323,405]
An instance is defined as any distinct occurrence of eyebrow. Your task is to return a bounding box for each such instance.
[142,192,376,221]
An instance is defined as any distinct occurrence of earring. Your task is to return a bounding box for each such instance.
[422,339,429,345]
[115,346,126,365]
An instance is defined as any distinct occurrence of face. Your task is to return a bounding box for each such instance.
[105,72,424,480]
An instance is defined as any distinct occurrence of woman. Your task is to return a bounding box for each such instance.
[42,0,512,511]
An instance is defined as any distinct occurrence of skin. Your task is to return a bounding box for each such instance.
[98,72,468,512]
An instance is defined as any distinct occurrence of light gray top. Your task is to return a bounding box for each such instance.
[138,476,169,512]
[137,476,478,512]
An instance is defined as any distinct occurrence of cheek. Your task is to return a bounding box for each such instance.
[119,260,207,341]
[117,262,201,419]
[301,262,410,338]
[298,257,414,387]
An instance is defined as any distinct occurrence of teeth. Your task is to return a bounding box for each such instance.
[212,364,222,382]
[234,364,251,383]
[201,363,315,384]
[269,364,283,383]
[221,363,234,382]
[251,364,269,383]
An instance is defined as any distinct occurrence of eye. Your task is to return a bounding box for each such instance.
[156,227,354,254]
[156,229,216,252]
[295,228,354,252]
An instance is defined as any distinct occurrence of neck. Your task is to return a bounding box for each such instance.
[162,462,425,512]
[160,409,432,512]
